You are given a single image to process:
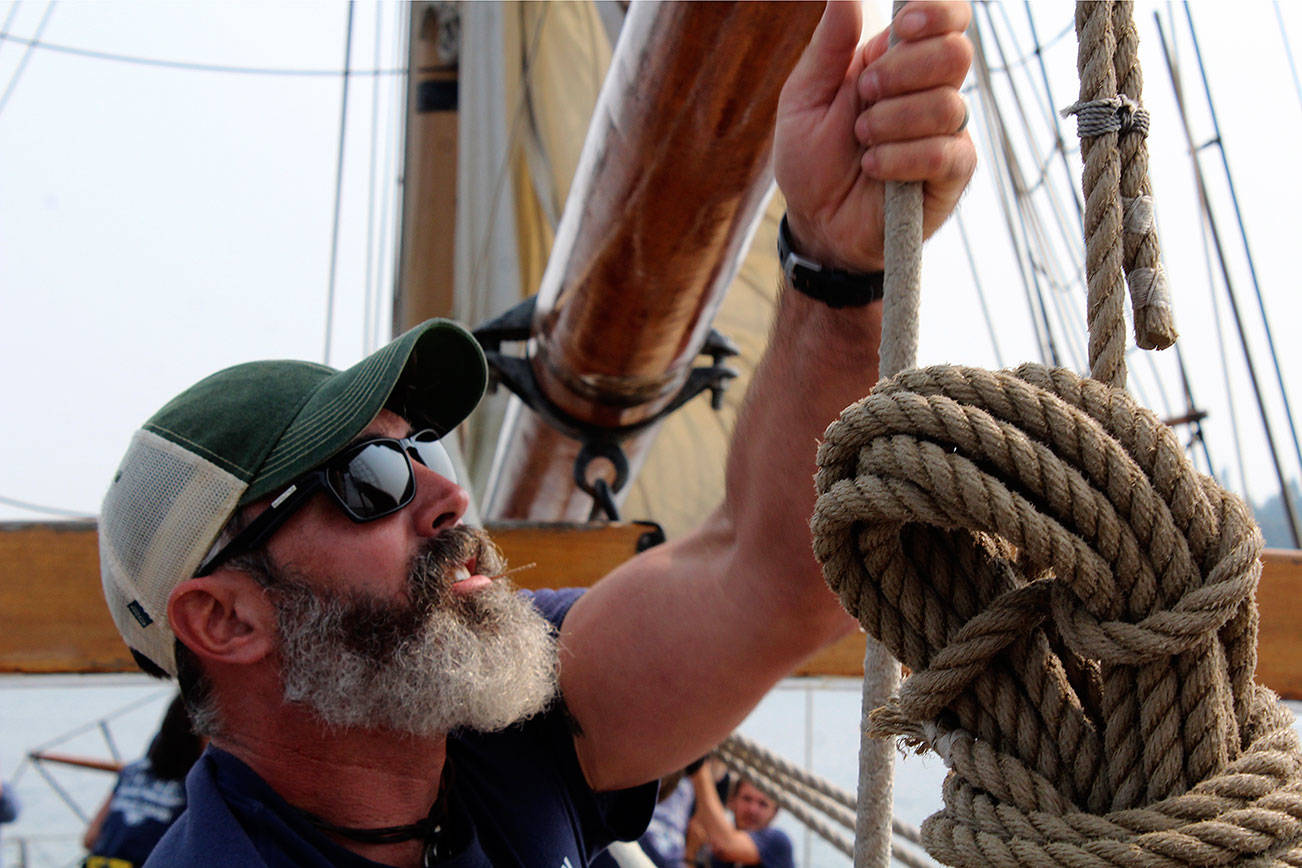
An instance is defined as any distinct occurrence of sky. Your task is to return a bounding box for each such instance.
[2,0,1301,534]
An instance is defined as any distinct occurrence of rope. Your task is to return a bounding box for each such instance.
[854,0,924,862]
[811,361,1302,865]
[1109,1,1177,353]
[715,735,940,868]
[1065,1,1176,387]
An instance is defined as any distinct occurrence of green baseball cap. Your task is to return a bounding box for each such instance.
[98,319,487,677]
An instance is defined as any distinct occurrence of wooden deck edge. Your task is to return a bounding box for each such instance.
[3,523,1301,701]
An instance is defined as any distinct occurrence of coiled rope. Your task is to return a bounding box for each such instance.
[808,2,1302,865]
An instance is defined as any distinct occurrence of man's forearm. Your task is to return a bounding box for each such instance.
[716,280,882,632]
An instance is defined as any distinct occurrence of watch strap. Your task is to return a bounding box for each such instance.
[777,214,884,308]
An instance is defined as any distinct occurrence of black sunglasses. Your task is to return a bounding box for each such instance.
[196,430,456,577]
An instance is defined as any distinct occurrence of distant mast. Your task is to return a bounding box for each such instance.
[395,1,460,329]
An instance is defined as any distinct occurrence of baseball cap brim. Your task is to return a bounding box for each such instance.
[240,319,488,504]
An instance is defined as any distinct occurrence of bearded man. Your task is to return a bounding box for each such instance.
[96,3,976,865]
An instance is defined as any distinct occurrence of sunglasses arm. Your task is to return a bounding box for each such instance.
[194,475,324,577]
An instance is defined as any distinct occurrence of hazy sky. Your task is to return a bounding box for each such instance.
[2,0,1300,524]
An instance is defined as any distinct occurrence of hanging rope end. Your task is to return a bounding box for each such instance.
[1127,265,1178,350]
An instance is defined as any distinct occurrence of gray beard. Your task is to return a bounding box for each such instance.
[268,529,559,737]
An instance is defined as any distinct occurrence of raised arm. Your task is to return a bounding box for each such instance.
[688,763,760,865]
[559,0,975,791]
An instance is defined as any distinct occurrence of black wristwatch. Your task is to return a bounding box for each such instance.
[777,214,884,308]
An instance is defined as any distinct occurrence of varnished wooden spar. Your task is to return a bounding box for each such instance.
[395,1,460,329]
[29,751,124,774]
[482,2,824,521]
[5,521,1302,699]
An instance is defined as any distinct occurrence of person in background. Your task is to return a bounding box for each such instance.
[82,695,203,867]
[637,761,703,868]
[0,767,19,867]
[688,761,793,868]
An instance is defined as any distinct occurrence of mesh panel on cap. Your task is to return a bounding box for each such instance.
[100,429,245,675]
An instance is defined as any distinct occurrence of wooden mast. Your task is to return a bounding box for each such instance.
[394,1,460,329]
[482,2,824,521]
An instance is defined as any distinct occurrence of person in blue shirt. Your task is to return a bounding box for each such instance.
[94,3,975,866]
[83,695,204,867]
[0,771,19,867]
[689,764,793,868]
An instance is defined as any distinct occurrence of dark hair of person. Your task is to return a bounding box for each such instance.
[145,695,204,781]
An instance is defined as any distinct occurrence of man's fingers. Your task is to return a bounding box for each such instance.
[889,0,973,43]
[859,134,977,189]
[783,0,864,109]
[855,88,968,146]
[859,32,972,103]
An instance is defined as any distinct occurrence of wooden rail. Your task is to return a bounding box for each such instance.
[3,522,1301,699]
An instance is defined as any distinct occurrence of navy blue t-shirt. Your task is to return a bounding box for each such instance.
[145,588,656,867]
[86,758,186,867]
[709,826,794,868]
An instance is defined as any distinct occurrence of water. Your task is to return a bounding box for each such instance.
[1,675,1295,868]
[1,674,174,868]
[0,675,939,868]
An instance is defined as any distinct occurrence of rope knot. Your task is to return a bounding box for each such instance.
[1061,94,1150,138]
[812,363,1302,864]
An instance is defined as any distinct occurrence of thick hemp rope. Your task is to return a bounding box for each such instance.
[1061,0,1177,386]
[812,362,1302,865]
[810,4,1301,863]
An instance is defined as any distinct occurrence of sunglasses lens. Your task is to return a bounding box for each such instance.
[408,431,457,484]
[327,441,415,519]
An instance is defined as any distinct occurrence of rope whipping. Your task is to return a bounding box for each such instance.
[810,2,1302,865]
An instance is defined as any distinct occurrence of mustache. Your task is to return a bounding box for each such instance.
[408,526,506,607]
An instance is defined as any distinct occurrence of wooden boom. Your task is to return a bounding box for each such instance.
[4,521,1302,699]
[482,2,823,521]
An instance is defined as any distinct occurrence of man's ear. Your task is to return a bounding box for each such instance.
[168,572,278,667]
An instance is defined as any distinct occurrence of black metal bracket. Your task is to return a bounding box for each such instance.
[473,295,739,523]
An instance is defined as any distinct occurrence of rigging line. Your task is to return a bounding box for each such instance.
[1274,0,1302,117]
[982,2,1086,302]
[978,24,1071,368]
[955,209,1006,368]
[323,0,356,366]
[0,0,53,118]
[970,40,1054,367]
[975,14,1074,76]
[0,2,23,53]
[994,2,1060,135]
[994,4,1088,288]
[1124,342,1166,422]
[1019,194,1086,371]
[0,31,402,77]
[1023,0,1085,225]
[1184,4,1302,491]
[1158,13,1302,546]
[969,22,1043,357]
[1202,204,1249,494]
[0,492,92,519]
[371,5,407,354]
[1173,332,1216,480]
[362,0,385,354]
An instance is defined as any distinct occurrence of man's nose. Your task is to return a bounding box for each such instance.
[409,459,470,536]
